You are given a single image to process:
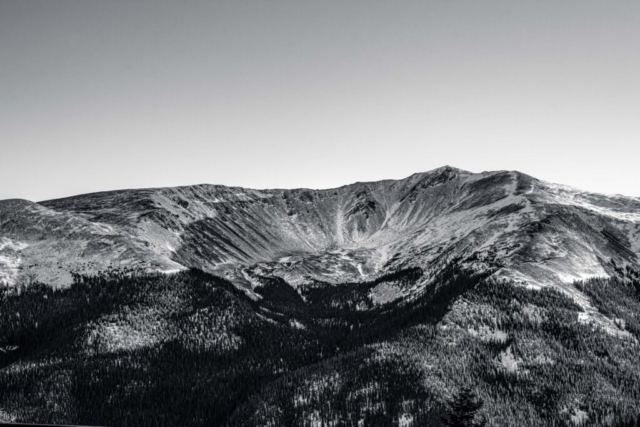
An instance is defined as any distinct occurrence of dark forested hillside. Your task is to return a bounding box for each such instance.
[2,265,640,426]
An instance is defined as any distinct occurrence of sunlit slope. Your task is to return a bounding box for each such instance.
[2,166,639,295]
[0,198,183,287]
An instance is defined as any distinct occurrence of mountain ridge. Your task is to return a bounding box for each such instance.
[2,166,640,330]
[33,165,472,203]
[31,165,640,204]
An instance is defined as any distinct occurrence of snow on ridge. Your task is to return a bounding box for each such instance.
[0,237,29,286]
[3,167,640,305]
[540,180,640,221]
[0,237,28,252]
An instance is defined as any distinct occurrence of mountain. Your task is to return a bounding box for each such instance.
[3,167,640,317]
[2,167,640,426]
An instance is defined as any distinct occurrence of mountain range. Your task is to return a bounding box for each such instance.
[3,166,639,321]
[1,166,640,426]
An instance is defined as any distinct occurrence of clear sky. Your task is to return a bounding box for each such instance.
[1,0,639,201]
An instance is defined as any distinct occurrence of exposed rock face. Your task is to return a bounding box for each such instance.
[2,166,639,304]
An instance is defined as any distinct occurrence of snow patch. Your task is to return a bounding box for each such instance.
[498,346,520,372]
[467,326,508,342]
[289,319,306,330]
[570,408,589,425]
[398,413,414,427]
[159,268,184,274]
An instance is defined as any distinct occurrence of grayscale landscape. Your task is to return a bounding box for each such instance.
[2,167,640,426]
[2,1,639,426]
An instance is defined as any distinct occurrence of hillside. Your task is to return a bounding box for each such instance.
[2,167,640,426]
[3,167,640,317]
[2,266,640,426]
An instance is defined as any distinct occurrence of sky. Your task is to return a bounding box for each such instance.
[1,0,639,201]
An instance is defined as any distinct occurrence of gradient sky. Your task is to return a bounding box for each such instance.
[1,0,639,201]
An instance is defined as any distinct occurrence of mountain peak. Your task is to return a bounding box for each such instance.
[415,165,472,178]
[431,165,470,174]
[2,167,639,297]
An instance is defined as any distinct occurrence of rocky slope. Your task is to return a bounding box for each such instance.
[2,166,639,307]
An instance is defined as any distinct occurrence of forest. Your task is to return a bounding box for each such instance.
[1,262,640,426]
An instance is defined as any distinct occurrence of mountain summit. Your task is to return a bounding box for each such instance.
[2,167,639,307]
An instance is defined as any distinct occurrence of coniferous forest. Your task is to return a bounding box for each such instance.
[1,263,640,426]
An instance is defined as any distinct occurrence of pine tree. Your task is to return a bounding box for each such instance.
[441,387,486,427]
